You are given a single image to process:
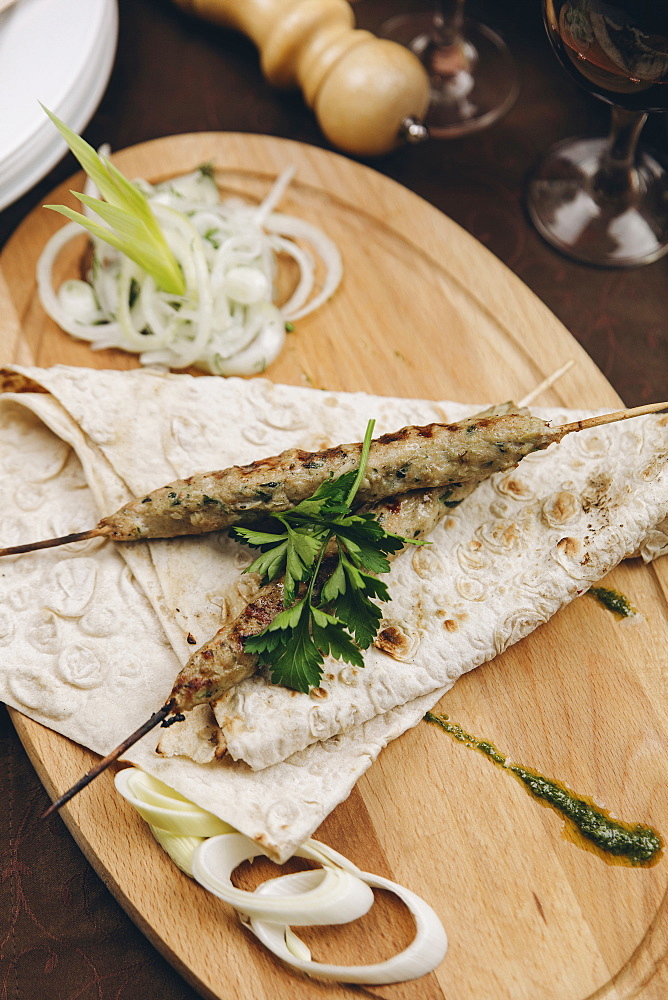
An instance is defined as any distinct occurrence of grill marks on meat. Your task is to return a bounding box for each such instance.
[173,582,287,710]
[171,404,526,712]
[100,413,552,542]
[170,480,478,712]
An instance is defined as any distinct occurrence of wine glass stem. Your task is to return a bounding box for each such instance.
[593,107,648,203]
[432,0,465,46]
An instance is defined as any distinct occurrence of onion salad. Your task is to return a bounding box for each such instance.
[37,112,343,376]
[115,767,448,985]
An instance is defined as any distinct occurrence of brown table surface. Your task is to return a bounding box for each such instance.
[1,1,666,997]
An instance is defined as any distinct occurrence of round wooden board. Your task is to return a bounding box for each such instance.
[2,133,668,1000]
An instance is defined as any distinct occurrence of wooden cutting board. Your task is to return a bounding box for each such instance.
[2,133,668,1000]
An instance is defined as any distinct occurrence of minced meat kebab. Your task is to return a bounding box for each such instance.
[2,401,664,558]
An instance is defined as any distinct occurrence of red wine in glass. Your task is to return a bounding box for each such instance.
[549,1,668,110]
[527,0,668,266]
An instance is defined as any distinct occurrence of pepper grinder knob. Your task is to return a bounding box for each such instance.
[174,0,430,156]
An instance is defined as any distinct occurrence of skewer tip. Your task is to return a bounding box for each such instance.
[40,702,174,819]
[0,527,107,559]
[553,400,668,439]
[517,359,576,408]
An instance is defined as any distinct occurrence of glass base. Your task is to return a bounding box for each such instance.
[527,137,668,267]
[380,13,519,138]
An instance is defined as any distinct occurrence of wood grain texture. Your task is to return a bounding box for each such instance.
[1,133,668,1000]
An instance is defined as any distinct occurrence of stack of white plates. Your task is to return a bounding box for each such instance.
[0,0,118,211]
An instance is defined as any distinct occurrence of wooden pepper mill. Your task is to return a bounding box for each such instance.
[173,0,430,156]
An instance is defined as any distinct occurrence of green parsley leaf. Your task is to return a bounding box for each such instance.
[231,526,289,548]
[245,600,325,692]
[329,561,389,649]
[246,541,289,582]
[283,525,325,603]
[310,607,365,668]
[319,560,347,603]
[233,419,427,693]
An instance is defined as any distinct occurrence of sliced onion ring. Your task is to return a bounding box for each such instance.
[249,867,448,984]
[115,768,233,837]
[115,767,448,984]
[149,828,205,878]
[37,164,343,376]
[192,834,374,926]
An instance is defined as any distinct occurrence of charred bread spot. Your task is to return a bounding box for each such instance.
[375,625,411,659]
[557,536,582,558]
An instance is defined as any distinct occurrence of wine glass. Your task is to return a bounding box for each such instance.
[527,1,668,267]
[379,1,519,137]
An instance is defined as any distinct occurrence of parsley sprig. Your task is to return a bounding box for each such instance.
[231,420,425,693]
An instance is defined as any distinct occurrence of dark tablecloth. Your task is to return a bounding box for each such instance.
[1,1,666,997]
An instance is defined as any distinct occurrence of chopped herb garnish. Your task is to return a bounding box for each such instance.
[232,420,425,693]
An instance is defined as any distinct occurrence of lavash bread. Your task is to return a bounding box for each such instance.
[1,365,667,860]
[210,411,668,770]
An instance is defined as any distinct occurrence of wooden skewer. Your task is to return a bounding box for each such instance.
[41,703,175,819]
[36,397,668,818]
[0,364,574,554]
[551,401,668,439]
[5,401,668,561]
[517,360,575,407]
[0,527,108,558]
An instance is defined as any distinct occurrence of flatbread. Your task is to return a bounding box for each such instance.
[213,412,668,769]
[1,366,667,861]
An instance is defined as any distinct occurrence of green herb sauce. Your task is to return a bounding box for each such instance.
[589,586,636,619]
[425,712,662,867]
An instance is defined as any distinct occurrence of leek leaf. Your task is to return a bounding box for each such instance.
[42,107,185,296]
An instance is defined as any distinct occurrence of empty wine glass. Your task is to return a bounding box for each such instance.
[527,0,668,266]
[379,1,519,137]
